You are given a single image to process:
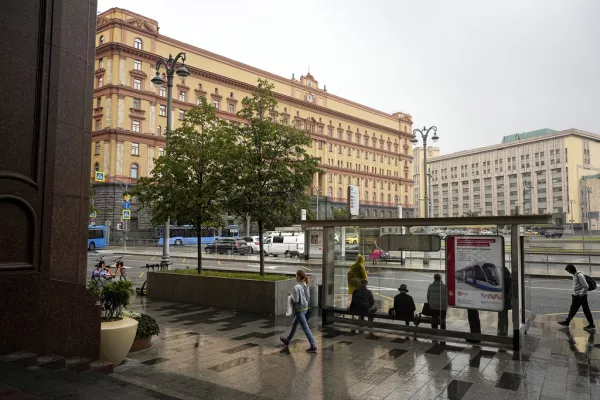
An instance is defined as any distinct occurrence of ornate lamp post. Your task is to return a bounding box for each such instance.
[412,126,439,265]
[151,53,190,268]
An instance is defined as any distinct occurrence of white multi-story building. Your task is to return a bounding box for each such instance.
[417,128,600,225]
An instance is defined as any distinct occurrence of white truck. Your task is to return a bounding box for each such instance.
[263,233,304,258]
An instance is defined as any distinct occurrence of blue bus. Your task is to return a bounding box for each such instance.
[88,225,108,251]
[456,263,501,292]
[158,225,240,246]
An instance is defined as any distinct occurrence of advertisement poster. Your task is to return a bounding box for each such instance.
[347,185,359,216]
[446,236,505,312]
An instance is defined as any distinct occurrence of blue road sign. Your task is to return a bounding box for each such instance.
[123,201,131,210]
[94,171,105,182]
[122,209,131,220]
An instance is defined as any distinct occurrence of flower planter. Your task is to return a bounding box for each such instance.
[100,317,138,365]
[130,336,152,352]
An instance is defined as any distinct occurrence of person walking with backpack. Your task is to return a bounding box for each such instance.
[281,270,317,353]
[558,264,596,332]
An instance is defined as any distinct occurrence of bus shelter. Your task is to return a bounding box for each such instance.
[301,215,554,350]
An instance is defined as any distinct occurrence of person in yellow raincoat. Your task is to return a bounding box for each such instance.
[347,254,368,294]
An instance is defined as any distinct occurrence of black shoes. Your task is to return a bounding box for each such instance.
[280,337,290,346]
[583,325,596,332]
[306,347,318,353]
[557,320,570,327]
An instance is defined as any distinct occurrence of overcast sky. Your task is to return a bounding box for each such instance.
[98,0,600,154]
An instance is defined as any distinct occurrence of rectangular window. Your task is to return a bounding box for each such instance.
[179,110,185,120]
[96,97,101,108]
[98,58,104,68]
[228,103,235,113]
[133,79,141,90]
[97,76,103,88]
[132,120,140,132]
[157,125,161,136]
[213,100,219,109]
[94,142,100,155]
[179,91,186,102]
[131,142,139,155]
[134,59,142,70]
[318,141,323,150]
[328,143,333,152]
[94,119,101,131]
[159,105,166,116]
[159,147,164,156]
[159,87,166,97]
[133,98,141,109]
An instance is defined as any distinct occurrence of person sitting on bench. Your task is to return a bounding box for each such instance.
[390,284,416,325]
[350,279,376,326]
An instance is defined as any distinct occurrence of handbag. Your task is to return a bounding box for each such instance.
[421,302,433,317]
[285,295,293,316]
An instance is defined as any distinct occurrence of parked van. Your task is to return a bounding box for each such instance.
[263,234,304,258]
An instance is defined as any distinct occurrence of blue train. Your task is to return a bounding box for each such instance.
[456,263,501,292]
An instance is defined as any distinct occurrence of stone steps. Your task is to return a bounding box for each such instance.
[0,351,113,375]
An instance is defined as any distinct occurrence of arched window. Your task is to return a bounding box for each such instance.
[381,211,385,218]
[395,195,399,204]
[372,192,376,202]
[130,163,139,179]
[99,35,105,45]
[327,187,332,197]
[364,191,368,201]
[94,162,100,171]
[337,188,342,198]
[404,195,408,204]
[157,125,161,136]
[365,210,370,217]
[388,194,391,203]
[134,38,142,50]
[380,193,384,202]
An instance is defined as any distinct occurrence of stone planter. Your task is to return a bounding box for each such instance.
[130,336,152,352]
[100,317,138,365]
[147,271,300,315]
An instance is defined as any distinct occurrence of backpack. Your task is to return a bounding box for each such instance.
[579,272,597,291]
[584,274,597,291]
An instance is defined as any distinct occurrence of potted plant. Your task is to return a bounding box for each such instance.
[125,311,161,352]
[88,280,137,365]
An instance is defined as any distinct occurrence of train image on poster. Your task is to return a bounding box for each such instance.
[455,262,501,292]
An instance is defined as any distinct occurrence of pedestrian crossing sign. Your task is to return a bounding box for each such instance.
[95,171,105,182]
[122,209,131,220]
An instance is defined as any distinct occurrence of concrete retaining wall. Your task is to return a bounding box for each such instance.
[147,272,299,315]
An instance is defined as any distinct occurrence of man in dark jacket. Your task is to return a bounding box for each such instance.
[350,280,376,326]
[392,284,416,325]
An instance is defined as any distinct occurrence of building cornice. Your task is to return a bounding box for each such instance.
[426,129,600,163]
[95,36,412,136]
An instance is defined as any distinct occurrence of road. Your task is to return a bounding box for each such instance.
[88,252,600,317]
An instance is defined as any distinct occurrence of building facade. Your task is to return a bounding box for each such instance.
[91,8,415,234]
[418,129,600,225]
[412,146,441,217]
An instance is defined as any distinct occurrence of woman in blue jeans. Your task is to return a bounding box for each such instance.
[280,270,317,353]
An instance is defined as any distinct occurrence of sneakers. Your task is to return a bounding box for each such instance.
[583,325,596,332]
[557,320,570,327]
[279,337,290,346]
[306,347,318,353]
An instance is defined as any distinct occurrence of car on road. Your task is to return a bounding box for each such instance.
[205,238,250,255]
[544,230,563,238]
[345,236,359,244]
[241,236,261,253]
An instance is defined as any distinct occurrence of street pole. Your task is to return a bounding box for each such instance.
[586,187,592,237]
[581,205,586,251]
[152,53,190,269]
[412,126,439,266]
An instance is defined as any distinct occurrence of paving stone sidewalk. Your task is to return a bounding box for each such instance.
[3,295,599,399]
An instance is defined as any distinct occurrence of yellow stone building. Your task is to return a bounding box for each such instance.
[91,8,414,232]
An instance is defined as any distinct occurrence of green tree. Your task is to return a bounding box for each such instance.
[332,206,351,220]
[133,99,236,273]
[228,79,320,275]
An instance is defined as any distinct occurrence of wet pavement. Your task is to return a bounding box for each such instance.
[103,296,600,399]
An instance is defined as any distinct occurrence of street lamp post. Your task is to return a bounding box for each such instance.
[151,53,190,268]
[584,186,593,237]
[412,126,439,266]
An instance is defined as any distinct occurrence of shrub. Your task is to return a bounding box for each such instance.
[131,314,160,338]
[88,280,133,321]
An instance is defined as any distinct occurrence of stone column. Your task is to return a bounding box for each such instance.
[0,0,101,359]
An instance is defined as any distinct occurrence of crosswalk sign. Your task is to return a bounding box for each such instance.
[122,209,131,220]
[95,171,105,182]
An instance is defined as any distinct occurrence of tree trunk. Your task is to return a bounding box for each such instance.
[258,219,264,276]
[196,219,203,274]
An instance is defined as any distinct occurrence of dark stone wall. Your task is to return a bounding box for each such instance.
[0,0,101,358]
